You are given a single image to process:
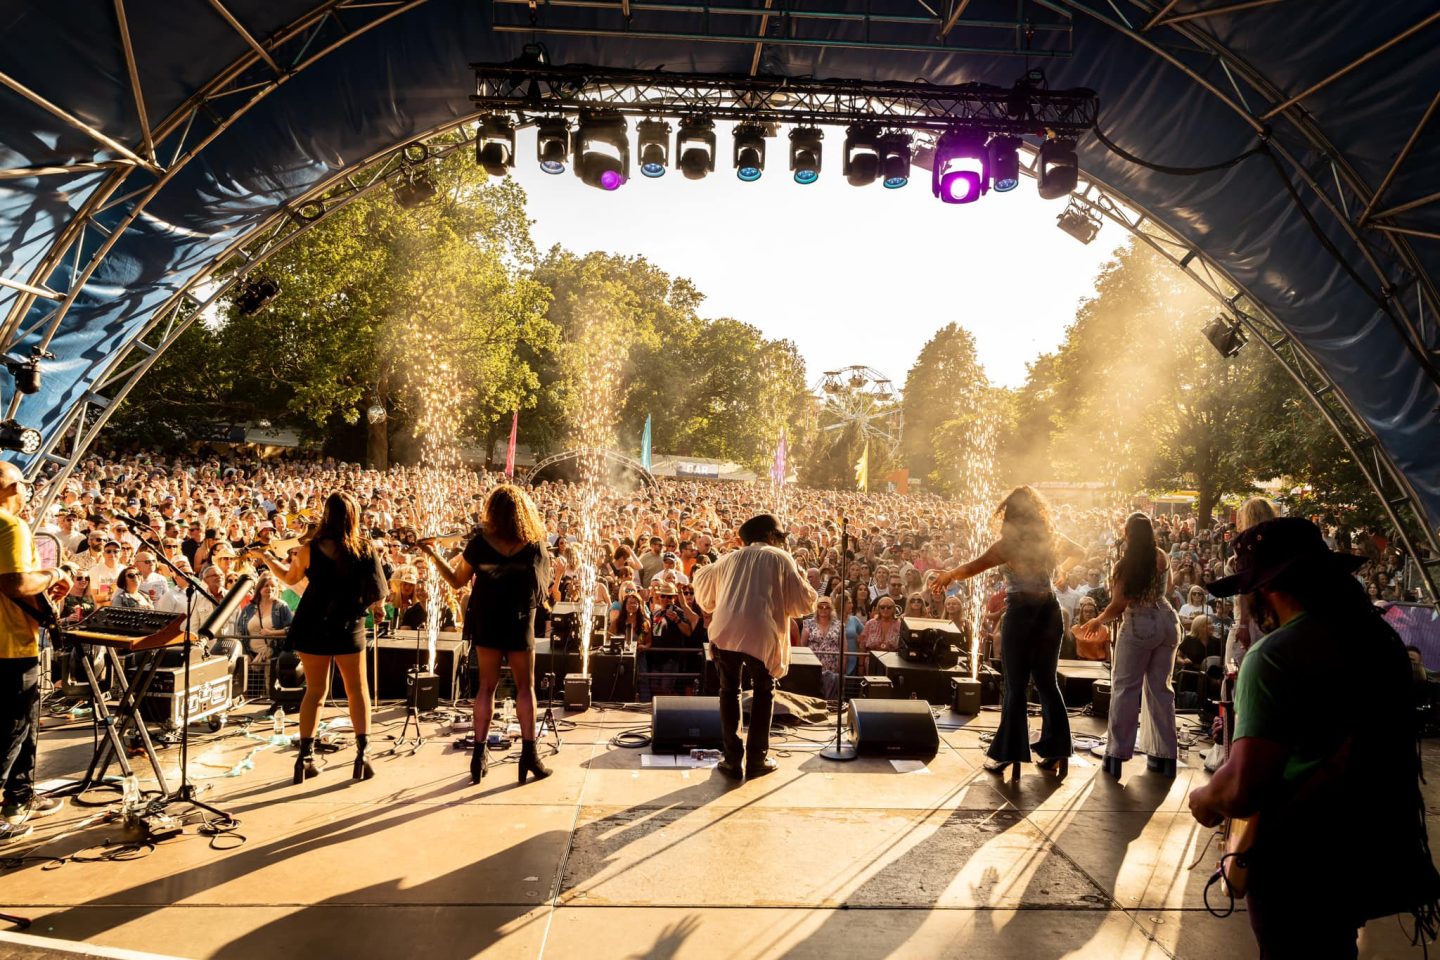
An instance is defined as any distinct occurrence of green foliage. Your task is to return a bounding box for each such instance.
[1000,239,1378,526]
[111,146,553,460]
[900,322,995,494]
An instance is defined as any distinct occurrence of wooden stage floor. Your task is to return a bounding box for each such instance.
[2,698,1434,960]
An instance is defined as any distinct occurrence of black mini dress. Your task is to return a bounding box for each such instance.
[463,535,552,653]
[289,540,388,657]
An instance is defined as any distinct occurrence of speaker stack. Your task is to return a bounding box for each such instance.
[650,695,723,753]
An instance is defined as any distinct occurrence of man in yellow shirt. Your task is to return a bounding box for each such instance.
[0,461,73,842]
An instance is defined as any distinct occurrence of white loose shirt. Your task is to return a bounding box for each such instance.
[691,543,817,679]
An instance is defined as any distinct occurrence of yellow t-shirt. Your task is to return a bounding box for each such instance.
[0,507,41,659]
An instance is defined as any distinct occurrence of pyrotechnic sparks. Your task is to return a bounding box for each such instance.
[952,388,1003,681]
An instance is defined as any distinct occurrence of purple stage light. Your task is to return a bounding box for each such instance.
[939,170,983,203]
[600,169,626,190]
[931,130,990,205]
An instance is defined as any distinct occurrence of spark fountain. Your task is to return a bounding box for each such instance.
[567,310,627,682]
[407,329,466,675]
[952,389,1003,682]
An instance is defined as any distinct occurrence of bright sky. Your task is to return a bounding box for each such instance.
[516,121,1128,389]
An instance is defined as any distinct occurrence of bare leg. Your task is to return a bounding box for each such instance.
[295,653,332,738]
[332,653,370,734]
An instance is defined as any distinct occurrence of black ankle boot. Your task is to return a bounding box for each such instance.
[470,742,489,784]
[1102,755,1124,779]
[353,733,374,781]
[1146,755,1177,778]
[518,739,551,784]
[294,738,321,784]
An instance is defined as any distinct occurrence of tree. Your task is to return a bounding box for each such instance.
[110,143,554,466]
[900,322,993,494]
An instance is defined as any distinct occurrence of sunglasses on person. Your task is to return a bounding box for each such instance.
[104,548,120,555]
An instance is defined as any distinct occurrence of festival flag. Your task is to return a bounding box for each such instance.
[640,414,653,470]
[504,410,518,477]
[855,440,869,492]
[770,428,788,487]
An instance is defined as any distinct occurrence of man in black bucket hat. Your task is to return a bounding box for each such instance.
[1188,517,1438,956]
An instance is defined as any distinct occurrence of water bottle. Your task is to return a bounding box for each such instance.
[272,707,285,736]
[122,773,141,816]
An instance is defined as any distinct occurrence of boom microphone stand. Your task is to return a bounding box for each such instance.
[821,516,857,762]
[114,513,243,824]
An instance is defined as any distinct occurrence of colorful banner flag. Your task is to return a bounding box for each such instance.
[855,440,869,492]
[770,428,788,487]
[640,414,652,470]
[504,410,518,477]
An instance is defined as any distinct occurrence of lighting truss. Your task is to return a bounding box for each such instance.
[470,62,1098,138]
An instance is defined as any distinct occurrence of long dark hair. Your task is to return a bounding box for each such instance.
[996,486,1056,572]
[316,491,366,560]
[1115,512,1159,599]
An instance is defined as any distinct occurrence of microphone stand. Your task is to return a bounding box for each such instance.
[821,515,857,762]
[114,513,240,825]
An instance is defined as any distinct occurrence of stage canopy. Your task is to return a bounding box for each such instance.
[1,1,1438,585]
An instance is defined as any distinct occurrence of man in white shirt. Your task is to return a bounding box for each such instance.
[692,514,816,780]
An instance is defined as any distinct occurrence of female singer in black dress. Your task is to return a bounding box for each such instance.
[935,486,1086,778]
[420,484,552,785]
[252,492,388,783]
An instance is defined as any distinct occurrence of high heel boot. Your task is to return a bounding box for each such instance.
[353,733,374,781]
[518,739,552,784]
[983,758,1020,778]
[1036,756,1070,779]
[470,741,489,784]
[1146,755,1177,778]
[294,738,321,784]
[1102,755,1125,779]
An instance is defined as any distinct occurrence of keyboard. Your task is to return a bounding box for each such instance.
[67,607,188,651]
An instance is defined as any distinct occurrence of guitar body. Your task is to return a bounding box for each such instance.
[1218,812,1258,898]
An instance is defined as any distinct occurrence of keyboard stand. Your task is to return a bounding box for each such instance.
[59,644,171,799]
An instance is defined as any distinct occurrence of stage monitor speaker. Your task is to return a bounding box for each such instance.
[847,698,939,761]
[651,695,723,754]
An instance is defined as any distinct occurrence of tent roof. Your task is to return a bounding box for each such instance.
[1,1,1437,556]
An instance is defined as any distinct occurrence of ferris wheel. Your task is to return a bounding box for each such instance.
[813,365,903,458]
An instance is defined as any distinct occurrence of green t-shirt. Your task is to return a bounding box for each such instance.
[1233,612,1338,783]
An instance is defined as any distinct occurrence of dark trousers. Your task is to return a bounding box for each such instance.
[714,647,773,769]
[0,657,40,806]
[1247,887,1359,958]
[989,595,1070,762]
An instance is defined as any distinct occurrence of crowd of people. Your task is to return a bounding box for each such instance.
[7,453,1419,709]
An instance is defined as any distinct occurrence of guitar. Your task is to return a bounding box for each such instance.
[1214,698,1259,898]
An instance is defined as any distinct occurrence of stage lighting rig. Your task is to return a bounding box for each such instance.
[636,119,671,178]
[535,118,571,174]
[732,123,769,182]
[575,114,629,190]
[392,168,437,208]
[988,136,1021,192]
[1202,315,1248,358]
[0,420,41,456]
[878,134,912,189]
[676,118,716,180]
[843,125,881,187]
[1056,199,1102,244]
[931,130,989,204]
[4,347,53,396]
[789,127,823,184]
[476,115,516,177]
[1037,137,1078,199]
[234,276,280,316]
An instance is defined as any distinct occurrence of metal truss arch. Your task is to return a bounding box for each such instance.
[27,118,485,515]
[1049,158,1440,605]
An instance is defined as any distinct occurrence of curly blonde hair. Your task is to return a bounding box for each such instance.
[996,485,1057,572]
[483,485,547,545]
